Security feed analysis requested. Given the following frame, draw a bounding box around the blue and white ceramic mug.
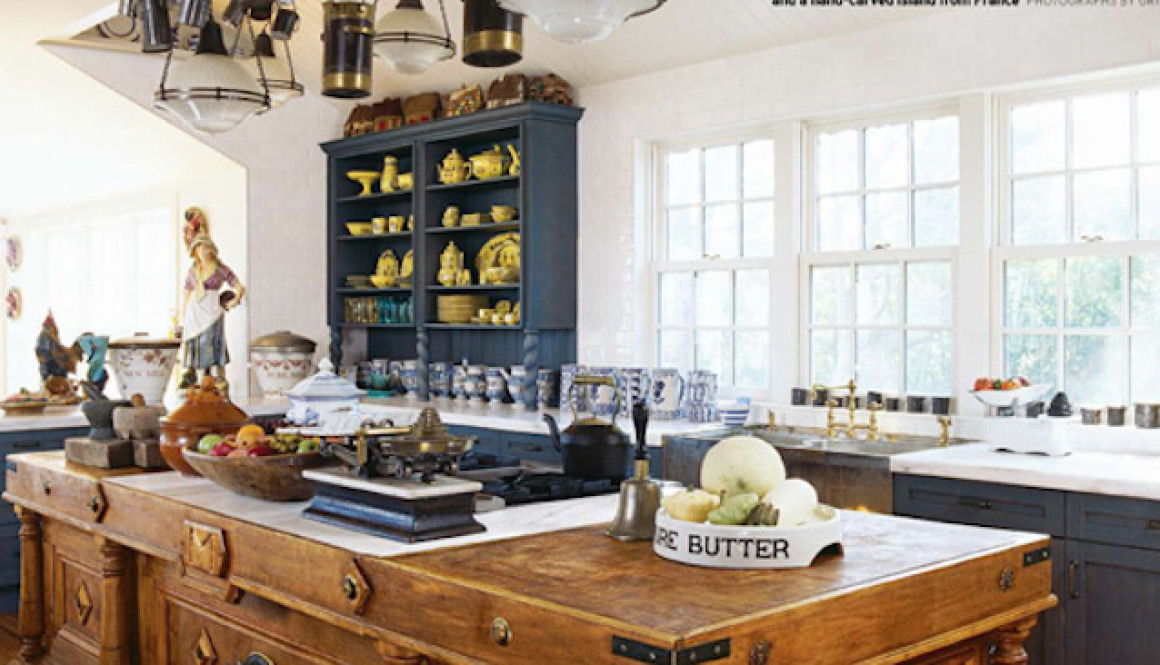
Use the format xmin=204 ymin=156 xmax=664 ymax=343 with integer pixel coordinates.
xmin=451 ymin=365 xmax=467 ymax=398
xmin=651 ymin=368 xmax=685 ymax=420
xmin=400 ymin=360 xmax=420 ymax=396
xmin=685 ymin=370 xmax=719 ymax=423
xmin=617 ymin=367 xmax=653 ymax=417
xmin=536 ymin=369 xmax=558 ymax=410
xmin=429 ymin=362 xmax=452 ymax=398
xmin=560 ymin=364 xmax=584 ymax=412
xmin=585 ymin=366 xmax=620 ymax=417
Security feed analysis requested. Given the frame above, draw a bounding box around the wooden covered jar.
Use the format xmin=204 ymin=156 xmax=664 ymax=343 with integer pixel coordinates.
xmin=159 ymin=377 xmax=250 ymax=475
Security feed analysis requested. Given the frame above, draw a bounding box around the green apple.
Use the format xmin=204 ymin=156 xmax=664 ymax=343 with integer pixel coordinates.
xmin=197 ymin=434 xmax=224 ymax=454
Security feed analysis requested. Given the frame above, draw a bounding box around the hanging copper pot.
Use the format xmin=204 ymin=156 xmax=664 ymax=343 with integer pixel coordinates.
xmin=322 ymin=0 xmax=376 ymax=98
xmin=462 ymin=0 xmax=522 ymax=68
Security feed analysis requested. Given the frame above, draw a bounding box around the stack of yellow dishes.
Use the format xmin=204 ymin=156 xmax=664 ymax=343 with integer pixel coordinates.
xmin=436 ymin=295 xmax=488 ymax=324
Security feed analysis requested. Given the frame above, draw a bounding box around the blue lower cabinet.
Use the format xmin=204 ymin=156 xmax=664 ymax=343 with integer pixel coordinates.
xmin=0 ymin=427 xmax=84 ymax=612
xmin=499 ymin=433 xmax=558 ymax=464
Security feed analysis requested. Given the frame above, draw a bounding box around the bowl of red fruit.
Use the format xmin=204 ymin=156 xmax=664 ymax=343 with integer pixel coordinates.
xmin=970 ymin=376 xmax=1052 ymax=411
xmin=181 ymin=424 xmax=327 ymax=501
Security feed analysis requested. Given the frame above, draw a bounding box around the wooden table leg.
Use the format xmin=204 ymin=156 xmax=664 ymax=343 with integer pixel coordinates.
xmin=991 ymin=616 xmax=1038 ymax=665
xmin=14 ymin=507 xmax=44 ymax=663
xmin=95 ymin=537 xmax=131 ymax=665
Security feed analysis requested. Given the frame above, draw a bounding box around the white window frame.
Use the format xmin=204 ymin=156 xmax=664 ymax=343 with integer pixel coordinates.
xmin=646 ymin=124 xmax=801 ymax=400
xmin=801 ymin=105 xmax=962 ymax=397
xmin=993 ymin=76 xmax=1160 ymax=403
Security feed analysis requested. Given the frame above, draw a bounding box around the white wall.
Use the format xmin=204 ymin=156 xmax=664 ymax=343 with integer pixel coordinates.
xmin=50 ymin=44 xmax=345 ymax=396
xmin=574 ymin=7 xmax=1160 ymax=375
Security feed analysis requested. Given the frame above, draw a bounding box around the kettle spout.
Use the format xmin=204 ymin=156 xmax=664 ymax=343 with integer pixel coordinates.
xmin=542 ymin=413 xmax=562 ymax=452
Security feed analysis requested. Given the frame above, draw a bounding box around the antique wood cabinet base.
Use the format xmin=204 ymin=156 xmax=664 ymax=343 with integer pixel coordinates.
xmin=5 ymin=453 xmax=1055 ymax=665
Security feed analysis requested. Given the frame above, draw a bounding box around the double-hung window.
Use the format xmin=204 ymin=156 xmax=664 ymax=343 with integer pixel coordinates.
xmin=653 ymin=138 xmax=775 ymax=393
xmin=804 ymin=111 xmax=960 ymax=396
xmin=997 ymin=83 xmax=1160 ymax=405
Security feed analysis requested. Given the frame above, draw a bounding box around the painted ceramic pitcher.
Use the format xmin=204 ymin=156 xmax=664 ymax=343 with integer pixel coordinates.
xmin=651 ymin=368 xmax=685 ymax=420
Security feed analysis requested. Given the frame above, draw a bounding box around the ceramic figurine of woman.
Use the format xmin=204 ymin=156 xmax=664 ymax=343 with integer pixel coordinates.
xmin=181 ymin=232 xmax=245 ymax=391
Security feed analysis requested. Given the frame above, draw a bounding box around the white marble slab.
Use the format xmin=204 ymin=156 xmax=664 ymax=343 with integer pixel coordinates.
xmin=359 ymin=396 xmax=722 ymax=446
xmin=0 ymin=398 xmax=290 ymax=434
xmin=104 ymin=471 xmax=619 ymax=558
xmin=892 ymin=442 xmax=1160 ymax=501
xmin=304 ymin=468 xmax=482 ymax=498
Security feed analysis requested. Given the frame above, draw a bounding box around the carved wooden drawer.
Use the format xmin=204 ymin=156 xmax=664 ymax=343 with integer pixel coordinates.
xmin=894 ymin=474 xmax=1066 ymax=537
xmin=1067 ymin=493 xmax=1160 ymax=550
xmin=5 ymin=458 xmax=109 ymax=525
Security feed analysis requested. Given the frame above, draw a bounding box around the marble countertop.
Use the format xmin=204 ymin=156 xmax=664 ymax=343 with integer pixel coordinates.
xmin=359 ymin=396 xmax=722 ymax=446
xmin=0 ymin=397 xmax=291 ymax=433
xmin=105 ymin=470 xmax=619 ymax=558
xmin=892 ymin=442 xmax=1160 ymax=502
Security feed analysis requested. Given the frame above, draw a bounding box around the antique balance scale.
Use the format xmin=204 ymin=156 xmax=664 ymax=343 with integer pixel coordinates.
xmin=303 ymin=408 xmax=486 ymax=543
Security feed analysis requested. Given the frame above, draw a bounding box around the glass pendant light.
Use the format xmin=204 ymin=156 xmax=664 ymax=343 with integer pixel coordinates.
xmin=497 ymin=0 xmax=665 ymax=44
xmin=244 ymin=31 xmax=303 ymax=107
xmin=373 ymin=0 xmax=455 ymax=75
xmin=154 ymin=17 xmax=271 ymax=135
xmin=462 ymin=0 xmax=522 ymax=68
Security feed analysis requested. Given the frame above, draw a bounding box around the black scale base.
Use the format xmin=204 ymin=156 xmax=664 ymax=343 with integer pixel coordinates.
xmin=304 ymin=482 xmax=485 ymax=543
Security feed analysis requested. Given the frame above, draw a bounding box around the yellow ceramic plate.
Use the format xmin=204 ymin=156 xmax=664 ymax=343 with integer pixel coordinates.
xmin=475 ymin=232 xmax=521 ymax=274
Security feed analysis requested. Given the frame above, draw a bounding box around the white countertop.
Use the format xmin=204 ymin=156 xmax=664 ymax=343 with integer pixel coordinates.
xmin=359 ymin=396 xmax=723 ymax=446
xmin=0 ymin=397 xmax=291 ymax=433
xmin=105 ymin=470 xmax=618 ymax=558
xmin=892 ymin=442 xmax=1160 ymax=502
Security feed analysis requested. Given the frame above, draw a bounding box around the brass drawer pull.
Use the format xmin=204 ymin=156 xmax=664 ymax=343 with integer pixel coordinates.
xmin=13 ymin=441 xmax=42 ymax=449
xmin=1147 ymin=519 xmax=1160 ymax=531
xmin=491 ymin=617 xmax=512 ymax=647
xmin=42 ymin=481 xmax=52 ymax=496
xmin=88 ymin=497 xmax=101 ymax=513
xmin=958 ymin=496 xmax=993 ymax=510
xmin=512 ymin=443 xmax=543 ymax=453
xmin=998 ymin=568 xmax=1014 ymax=592
xmin=342 ymin=575 xmax=359 ymax=600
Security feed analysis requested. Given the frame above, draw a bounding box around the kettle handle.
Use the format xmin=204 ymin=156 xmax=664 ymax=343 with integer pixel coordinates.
xmin=570 ymin=375 xmax=620 ymax=425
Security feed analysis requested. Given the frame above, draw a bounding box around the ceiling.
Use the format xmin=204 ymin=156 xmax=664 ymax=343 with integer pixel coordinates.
xmin=1 ymin=0 xmax=944 ymax=218
xmin=60 ymin=0 xmax=944 ymax=99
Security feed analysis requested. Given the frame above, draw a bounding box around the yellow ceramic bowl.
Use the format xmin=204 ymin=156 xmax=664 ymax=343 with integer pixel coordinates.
xmin=346 ymin=222 xmax=373 ymax=236
xmin=490 ymin=205 xmax=517 ymax=222
xmin=398 ymin=173 xmax=414 ymax=191
xmin=345 ymin=170 xmax=381 ymax=197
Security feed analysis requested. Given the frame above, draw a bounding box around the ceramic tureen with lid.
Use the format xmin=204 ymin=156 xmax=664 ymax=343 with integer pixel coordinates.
xmin=250 ymin=330 xmax=317 ymax=398
xmin=285 ymin=359 xmax=364 ymax=426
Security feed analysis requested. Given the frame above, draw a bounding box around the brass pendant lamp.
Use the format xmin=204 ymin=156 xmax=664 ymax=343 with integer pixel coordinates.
xmin=462 ymin=0 xmax=522 ymax=68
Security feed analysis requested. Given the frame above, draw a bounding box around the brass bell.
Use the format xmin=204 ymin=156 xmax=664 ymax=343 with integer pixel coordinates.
xmin=606 ymin=402 xmax=661 ymax=542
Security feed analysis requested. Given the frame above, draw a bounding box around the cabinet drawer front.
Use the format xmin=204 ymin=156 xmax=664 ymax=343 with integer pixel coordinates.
xmin=500 ymin=433 xmax=559 ymax=463
xmin=894 ymin=475 xmax=1065 ymax=536
xmin=0 ymin=527 xmax=19 ymax=586
xmin=1067 ymin=493 xmax=1160 ymax=549
xmin=5 ymin=457 xmax=109 ymax=524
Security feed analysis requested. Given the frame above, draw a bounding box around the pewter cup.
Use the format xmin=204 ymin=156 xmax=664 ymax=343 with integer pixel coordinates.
xmin=1135 ymin=403 xmax=1160 ymax=428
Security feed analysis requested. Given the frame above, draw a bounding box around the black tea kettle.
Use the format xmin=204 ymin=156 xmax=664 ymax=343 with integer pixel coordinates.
xmin=542 ymin=376 xmax=633 ymax=481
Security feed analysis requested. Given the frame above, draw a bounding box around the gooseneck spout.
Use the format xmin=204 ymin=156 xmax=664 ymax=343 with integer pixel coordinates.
xmin=542 ymin=413 xmax=562 ymax=452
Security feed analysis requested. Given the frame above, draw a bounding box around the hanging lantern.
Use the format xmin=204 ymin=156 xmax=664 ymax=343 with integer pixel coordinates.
xmin=154 ymin=17 xmax=271 ymax=134
xmin=497 ymin=0 xmax=665 ymax=44
xmin=322 ymin=0 xmax=377 ymax=98
xmin=462 ymin=0 xmax=522 ymax=68
xmin=244 ymin=31 xmax=303 ymax=107
xmin=373 ymin=0 xmax=455 ymax=75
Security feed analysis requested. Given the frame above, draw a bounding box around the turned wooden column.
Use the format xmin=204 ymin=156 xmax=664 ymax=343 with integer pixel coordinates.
xmin=95 ymin=536 xmax=132 ymax=665
xmin=991 ymin=616 xmax=1038 ymax=665
xmin=376 ymin=641 xmax=428 ymax=665
xmin=15 ymin=507 xmax=44 ymax=663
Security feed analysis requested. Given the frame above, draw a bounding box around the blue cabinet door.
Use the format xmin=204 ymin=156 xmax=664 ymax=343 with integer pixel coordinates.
xmin=1064 ymin=539 xmax=1160 ymax=665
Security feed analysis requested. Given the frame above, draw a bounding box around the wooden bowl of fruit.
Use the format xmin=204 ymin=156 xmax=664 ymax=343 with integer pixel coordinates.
xmin=181 ymin=425 xmax=327 ymax=501
xmin=2 ymin=390 xmax=49 ymax=416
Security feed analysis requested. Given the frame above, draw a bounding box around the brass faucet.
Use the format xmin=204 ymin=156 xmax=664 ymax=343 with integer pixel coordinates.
xmin=937 ymin=416 xmax=952 ymax=447
xmin=810 ymin=379 xmax=882 ymax=441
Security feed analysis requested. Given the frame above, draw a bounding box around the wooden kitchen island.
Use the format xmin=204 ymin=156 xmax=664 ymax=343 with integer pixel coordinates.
xmin=3 ymin=453 xmax=1055 ymax=665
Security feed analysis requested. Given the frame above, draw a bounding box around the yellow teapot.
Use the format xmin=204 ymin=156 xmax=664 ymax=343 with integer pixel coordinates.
xmin=437 ymin=242 xmax=465 ymax=286
xmin=438 ymin=149 xmax=471 ymax=184
xmin=469 ymin=145 xmax=511 ymax=180
xmin=507 ymin=145 xmax=521 ymax=176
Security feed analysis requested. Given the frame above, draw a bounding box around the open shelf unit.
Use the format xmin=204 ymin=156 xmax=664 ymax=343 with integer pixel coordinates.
xmin=321 ymin=102 xmax=583 ymax=403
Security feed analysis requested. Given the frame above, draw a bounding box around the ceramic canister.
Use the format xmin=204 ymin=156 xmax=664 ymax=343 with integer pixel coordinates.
xmin=451 ymin=365 xmax=468 ymax=398
xmin=400 ymin=360 xmax=420 ymax=396
xmin=584 ymin=367 xmax=620 ymax=417
xmin=486 ymin=367 xmax=508 ymax=403
xmin=465 ymin=365 xmax=487 ymax=400
xmin=651 ymin=368 xmax=685 ymax=420
xmin=108 ymin=335 xmax=181 ymax=405
xmin=616 ymin=367 xmax=652 ymax=417
xmin=560 ymin=363 xmax=584 ymax=412
xmin=536 ymin=369 xmax=558 ymax=410
xmin=685 ymin=370 xmax=719 ymax=423
xmin=506 ymin=365 xmax=529 ymax=408
xmin=249 ymin=330 xmax=317 ymax=398
xmin=429 ymin=362 xmax=452 ymax=397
